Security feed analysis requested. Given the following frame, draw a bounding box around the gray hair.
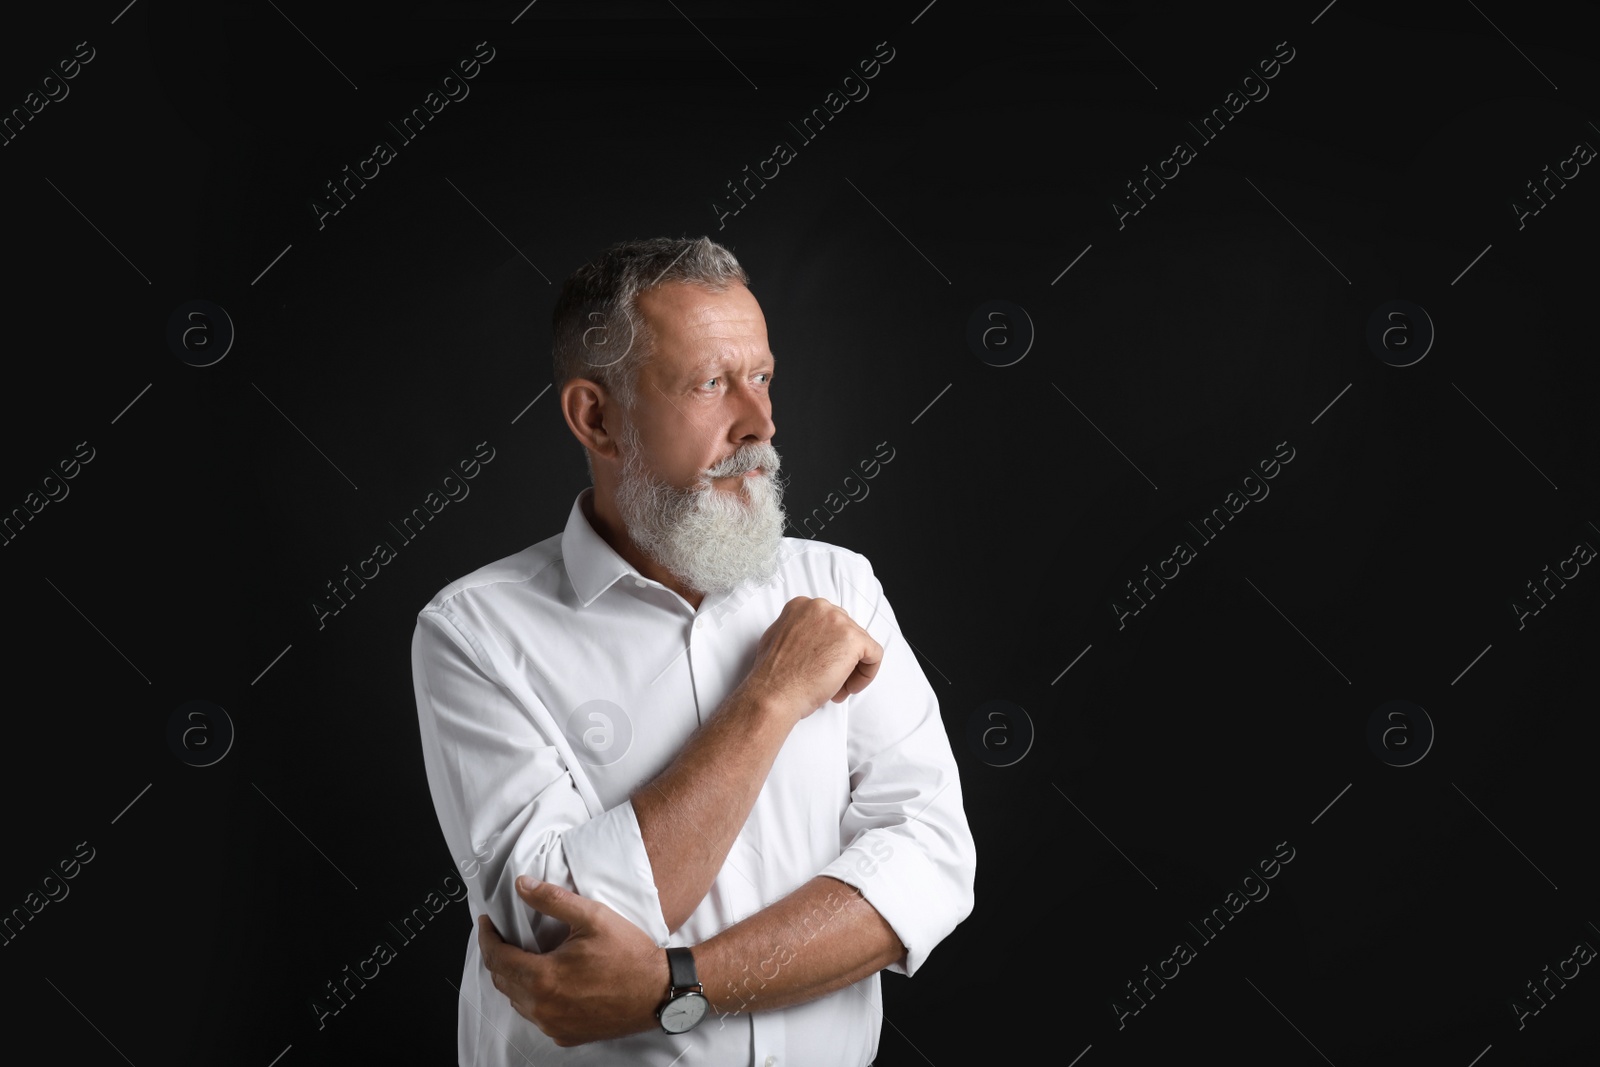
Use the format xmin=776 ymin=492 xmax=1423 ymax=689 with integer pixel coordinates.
xmin=552 ymin=236 xmax=750 ymax=420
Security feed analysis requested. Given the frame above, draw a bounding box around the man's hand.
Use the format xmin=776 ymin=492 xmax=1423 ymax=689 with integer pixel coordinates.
xmin=478 ymin=877 xmax=667 ymax=1047
xmin=743 ymin=595 xmax=884 ymax=724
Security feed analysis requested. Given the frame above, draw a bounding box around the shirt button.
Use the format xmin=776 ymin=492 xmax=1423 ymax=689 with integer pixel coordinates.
xmin=694 ymin=616 xmax=705 ymax=627
xmin=764 ymin=1058 xmax=775 ymax=1067
xmin=633 ymin=577 xmax=647 ymax=587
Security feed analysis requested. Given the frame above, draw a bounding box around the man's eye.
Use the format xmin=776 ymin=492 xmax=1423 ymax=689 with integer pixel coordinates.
xmin=701 ymin=373 xmax=771 ymax=390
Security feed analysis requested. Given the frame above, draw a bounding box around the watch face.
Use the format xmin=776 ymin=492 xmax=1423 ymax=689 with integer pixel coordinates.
xmin=660 ymin=991 xmax=709 ymax=1033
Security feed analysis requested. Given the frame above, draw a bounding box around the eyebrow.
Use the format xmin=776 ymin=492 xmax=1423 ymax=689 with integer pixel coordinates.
xmin=688 ymin=352 xmax=778 ymax=378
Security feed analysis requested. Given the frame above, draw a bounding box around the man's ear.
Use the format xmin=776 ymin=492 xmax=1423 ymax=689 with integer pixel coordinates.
xmin=562 ymin=379 xmax=621 ymax=462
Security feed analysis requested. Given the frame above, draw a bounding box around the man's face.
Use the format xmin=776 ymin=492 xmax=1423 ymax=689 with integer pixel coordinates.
xmin=609 ymin=281 xmax=787 ymax=596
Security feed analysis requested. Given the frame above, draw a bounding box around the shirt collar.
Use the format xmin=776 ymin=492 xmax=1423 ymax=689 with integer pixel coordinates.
xmin=561 ymin=486 xmax=641 ymax=608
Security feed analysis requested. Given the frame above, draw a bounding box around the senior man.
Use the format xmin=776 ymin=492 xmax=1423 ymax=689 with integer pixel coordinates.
xmin=411 ymin=236 xmax=975 ymax=1065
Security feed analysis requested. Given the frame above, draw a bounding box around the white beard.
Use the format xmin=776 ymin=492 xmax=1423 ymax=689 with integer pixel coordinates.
xmin=612 ymin=414 xmax=787 ymax=596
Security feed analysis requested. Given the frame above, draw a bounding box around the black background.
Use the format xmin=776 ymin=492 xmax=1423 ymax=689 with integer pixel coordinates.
xmin=2 ymin=1 xmax=1597 ymax=1064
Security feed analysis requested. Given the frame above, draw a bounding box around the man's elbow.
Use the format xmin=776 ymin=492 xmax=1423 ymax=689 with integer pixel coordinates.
xmin=945 ymin=833 xmax=978 ymax=934
xmin=955 ymin=872 xmax=976 ymax=928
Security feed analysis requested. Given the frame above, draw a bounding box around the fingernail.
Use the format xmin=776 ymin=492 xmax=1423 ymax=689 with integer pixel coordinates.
xmin=517 ymin=875 xmax=533 ymax=892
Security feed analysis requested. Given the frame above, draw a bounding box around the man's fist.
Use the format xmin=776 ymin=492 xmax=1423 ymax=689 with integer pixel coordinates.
xmin=741 ymin=595 xmax=883 ymax=725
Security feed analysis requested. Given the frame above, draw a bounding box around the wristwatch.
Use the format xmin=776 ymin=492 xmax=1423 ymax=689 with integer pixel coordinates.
xmin=656 ymin=946 xmax=710 ymax=1034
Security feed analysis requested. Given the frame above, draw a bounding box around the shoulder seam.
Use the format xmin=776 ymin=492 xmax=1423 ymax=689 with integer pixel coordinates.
xmin=430 ymin=551 xmax=566 ymax=612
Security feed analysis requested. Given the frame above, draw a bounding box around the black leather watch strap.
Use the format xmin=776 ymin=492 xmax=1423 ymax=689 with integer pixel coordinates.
xmin=666 ymin=946 xmax=699 ymax=991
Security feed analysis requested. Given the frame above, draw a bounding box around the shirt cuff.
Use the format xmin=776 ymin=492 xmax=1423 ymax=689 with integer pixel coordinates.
xmin=817 ymin=815 xmax=976 ymax=977
xmin=560 ymin=797 xmax=672 ymax=946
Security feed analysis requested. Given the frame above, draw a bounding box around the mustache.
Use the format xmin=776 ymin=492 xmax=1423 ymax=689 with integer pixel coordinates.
xmin=705 ymin=444 xmax=781 ymax=479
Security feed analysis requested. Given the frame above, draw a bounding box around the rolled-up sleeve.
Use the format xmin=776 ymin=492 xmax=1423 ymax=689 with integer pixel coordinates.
xmin=816 ymin=555 xmax=977 ymax=977
xmin=411 ymin=606 xmax=671 ymax=953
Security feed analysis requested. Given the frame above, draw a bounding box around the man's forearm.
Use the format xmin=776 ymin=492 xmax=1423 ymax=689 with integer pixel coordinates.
xmin=694 ymin=875 xmax=905 ymax=1019
xmin=630 ymin=679 xmax=793 ymax=932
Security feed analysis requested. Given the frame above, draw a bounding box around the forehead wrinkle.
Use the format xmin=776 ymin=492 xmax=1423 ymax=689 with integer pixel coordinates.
xmin=686 ymin=348 xmax=777 ymax=377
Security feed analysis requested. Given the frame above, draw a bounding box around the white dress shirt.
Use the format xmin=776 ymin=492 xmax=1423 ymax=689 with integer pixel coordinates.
xmin=411 ymin=486 xmax=976 ymax=1066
